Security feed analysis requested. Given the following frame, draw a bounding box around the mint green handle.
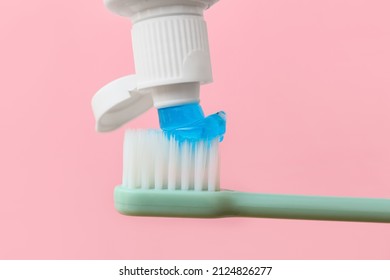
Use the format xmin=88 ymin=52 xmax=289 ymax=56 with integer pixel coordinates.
xmin=226 ymin=192 xmax=390 ymax=223
xmin=114 ymin=186 xmax=390 ymax=223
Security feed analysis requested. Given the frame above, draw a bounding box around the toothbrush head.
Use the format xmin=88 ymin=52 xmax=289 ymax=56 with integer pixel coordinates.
xmin=114 ymin=187 xmax=228 ymax=217
xmin=116 ymin=128 xmax=225 ymax=217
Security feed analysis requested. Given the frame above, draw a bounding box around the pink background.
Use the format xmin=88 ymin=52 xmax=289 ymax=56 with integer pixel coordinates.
xmin=1 ymin=0 xmax=390 ymax=259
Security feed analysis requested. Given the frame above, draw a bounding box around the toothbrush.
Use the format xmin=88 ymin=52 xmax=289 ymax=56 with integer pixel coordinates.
xmin=115 ymin=130 xmax=390 ymax=223
xmin=92 ymin=0 xmax=390 ymax=223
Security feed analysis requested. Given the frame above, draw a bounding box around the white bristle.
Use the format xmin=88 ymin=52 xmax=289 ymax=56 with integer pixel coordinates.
xmin=194 ymin=141 xmax=206 ymax=191
xmin=167 ymin=137 xmax=179 ymax=190
xmin=122 ymin=129 xmax=220 ymax=191
xmin=180 ymin=141 xmax=191 ymax=190
xmin=207 ymin=139 xmax=220 ymax=191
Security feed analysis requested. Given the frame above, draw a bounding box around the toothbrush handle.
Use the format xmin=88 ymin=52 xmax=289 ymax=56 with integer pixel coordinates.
xmin=226 ymin=192 xmax=390 ymax=223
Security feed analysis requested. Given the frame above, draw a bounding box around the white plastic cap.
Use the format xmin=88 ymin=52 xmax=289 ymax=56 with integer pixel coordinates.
xmin=92 ymin=75 xmax=153 ymax=132
xmin=92 ymin=0 xmax=219 ymax=132
xmin=104 ymin=0 xmax=219 ymax=18
xmin=92 ymin=78 xmax=200 ymax=132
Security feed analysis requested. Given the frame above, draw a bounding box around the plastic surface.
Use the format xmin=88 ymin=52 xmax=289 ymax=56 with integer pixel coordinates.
xmin=104 ymin=0 xmax=219 ymax=18
xmin=104 ymin=0 xmax=215 ymax=90
xmin=91 ymin=75 xmax=153 ymax=132
xmin=131 ymin=13 xmax=213 ymax=89
xmin=92 ymin=0 xmax=219 ymax=132
xmin=151 ymin=83 xmax=200 ymax=108
xmin=114 ymin=187 xmax=390 ymax=223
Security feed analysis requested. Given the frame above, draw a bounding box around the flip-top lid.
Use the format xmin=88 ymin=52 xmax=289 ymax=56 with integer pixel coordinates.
xmin=91 ymin=75 xmax=153 ymax=132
